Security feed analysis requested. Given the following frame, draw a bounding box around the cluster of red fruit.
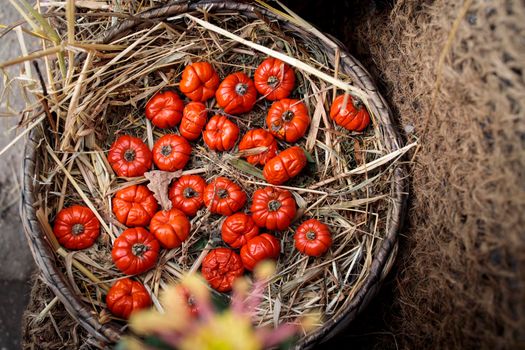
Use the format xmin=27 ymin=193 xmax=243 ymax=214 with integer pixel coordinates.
xmin=51 ymin=57 xmax=369 ymax=320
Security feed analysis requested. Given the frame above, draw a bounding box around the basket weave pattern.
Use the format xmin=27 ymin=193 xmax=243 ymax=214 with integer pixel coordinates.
xmin=21 ymin=1 xmax=407 ymax=347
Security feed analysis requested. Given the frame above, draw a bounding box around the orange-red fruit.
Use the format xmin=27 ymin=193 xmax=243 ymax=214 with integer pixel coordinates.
xmin=145 ymin=91 xmax=184 ymax=129
xmin=111 ymin=227 xmax=160 ymax=275
xmin=108 ymin=135 xmax=152 ymax=178
xmin=266 ymin=98 xmax=310 ymax=143
xmin=106 ymin=278 xmax=152 ymax=319
xmin=294 ymin=219 xmax=332 ymax=257
xmin=329 ymin=94 xmax=370 ymax=132
xmin=201 ymin=248 xmax=244 ymax=292
xmin=221 ymin=213 xmax=260 ymax=249
xmin=179 ymin=62 xmax=220 ymax=102
xmin=112 ymin=185 xmax=158 ymax=227
xmin=152 ymin=134 xmax=192 ymax=172
xmin=169 ymin=174 xmax=207 ymax=217
xmin=215 ymin=72 xmax=257 ymax=115
xmin=149 ymin=209 xmax=191 ymax=249
xmin=238 ymin=129 xmax=278 ymax=166
xmin=250 ymin=187 xmax=297 ymax=231
xmin=240 ymin=233 xmax=281 ymax=271
xmin=53 ymin=205 xmax=100 ymax=250
xmin=263 ymin=146 xmax=307 ymax=185
xmin=203 ymin=177 xmax=247 ymax=216
xmin=254 ymin=57 xmax=295 ymax=101
xmin=180 ymin=102 xmax=208 ymax=141
xmin=203 ymin=115 xmax=240 ymax=152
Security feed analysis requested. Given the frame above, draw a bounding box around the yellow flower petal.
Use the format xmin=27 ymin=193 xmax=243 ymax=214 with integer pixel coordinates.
xmin=129 ymin=309 xmax=185 ymax=334
xmin=181 ymin=274 xmax=210 ymax=303
xmin=300 ymin=311 xmax=322 ymax=332
xmin=232 ymin=276 xmax=250 ymax=295
xmin=161 ymin=285 xmax=191 ymax=314
xmin=253 ymin=261 xmax=276 ymax=281
xmin=118 ymin=336 xmax=146 ymax=350
xmin=179 ymin=312 xmax=262 ymax=350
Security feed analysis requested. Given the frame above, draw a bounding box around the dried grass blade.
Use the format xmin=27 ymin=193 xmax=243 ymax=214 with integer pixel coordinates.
xmin=6 ymin=0 xmax=40 ymax=35
xmin=65 ymin=0 xmax=76 ymax=85
xmin=320 ymin=195 xmax=387 ymax=210
xmin=254 ymin=0 xmax=298 ymax=24
xmin=310 ymin=142 xmax=416 ymax=189
xmin=0 ymin=45 xmax=64 ymax=69
xmin=16 ymin=0 xmax=66 ymax=77
xmin=61 ymin=52 xmax=94 ymax=149
xmin=35 ymin=208 xmax=60 ymax=251
xmin=72 ymin=251 xmax=107 ymax=271
xmin=16 ymin=0 xmax=60 ymax=42
xmin=14 ymin=26 xmax=32 ymax=79
xmin=305 ymin=82 xmax=327 ymax=151
xmin=34 ymin=296 xmax=59 ymax=324
xmin=234 ymin=146 xmax=268 ymax=158
xmin=57 ymin=150 xmax=77 ymax=212
xmin=344 ymin=142 xmax=416 ymax=175
xmin=90 ymin=22 xmax=164 ymax=80
xmin=0 ymin=115 xmax=45 ymax=157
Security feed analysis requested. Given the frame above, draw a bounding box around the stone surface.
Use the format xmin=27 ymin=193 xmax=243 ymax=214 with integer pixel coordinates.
xmin=0 ymin=5 xmax=37 ymax=349
xmin=0 ymin=280 xmax=31 ymax=350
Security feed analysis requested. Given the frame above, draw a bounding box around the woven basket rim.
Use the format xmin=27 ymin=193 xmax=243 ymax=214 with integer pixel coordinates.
xmin=21 ymin=1 xmax=408 ymax=348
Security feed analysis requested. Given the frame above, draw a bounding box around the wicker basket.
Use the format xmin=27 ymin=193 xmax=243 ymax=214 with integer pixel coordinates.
xmin=21 ymin=1 xmax=407 ymax=348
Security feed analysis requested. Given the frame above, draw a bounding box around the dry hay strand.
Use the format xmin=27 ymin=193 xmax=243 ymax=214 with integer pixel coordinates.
xmin=8 ymin=0 xmax=406 ymax=346
xmin=22 ymin=275 xmax=103 ymax=350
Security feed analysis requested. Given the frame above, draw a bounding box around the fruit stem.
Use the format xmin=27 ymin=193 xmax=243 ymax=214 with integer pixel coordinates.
xmin=235 ymin=83 xmax=248 ymax=96
xmin=72 ymin=224 xmax=84 ymax=235
xmin=184 ymin=187 xmax=197 ymax=198
xmin=217 ymin=189 xmax=229 ymax=199
xmin=306 ymin=231 xmax=316 ymax=241
xmin=132 ymin=244 xmax=149 ymax=257
xmin=161 ymin=145 xmax=172 ymax=157
xmin=268 ymin=200 xmax=281 ymax=211
xmin=281 ymin=110 xmax=294 ymax=122
xmin=267 ymin=75 xmax=279 ymax=88
xmin=124 ymin=149 xmax=136 ymax=162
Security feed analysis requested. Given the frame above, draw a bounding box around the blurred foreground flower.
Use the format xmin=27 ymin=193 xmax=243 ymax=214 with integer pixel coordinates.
xmin=119 ymin=261 xmax=319 ymax=350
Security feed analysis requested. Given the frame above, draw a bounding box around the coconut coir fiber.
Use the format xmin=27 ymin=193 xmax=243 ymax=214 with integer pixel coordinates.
xmin=22 ymin=0 xmax=524 ymax=349
xmin=357 ymin=1 xmax=524 ymax=348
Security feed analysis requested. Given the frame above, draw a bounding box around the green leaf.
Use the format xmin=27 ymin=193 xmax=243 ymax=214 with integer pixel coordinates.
xmin=189 ymin=237 xmax=208 ymax=253
xmin=211 ymin=291 xmax=231 ymax=312
xmin=143 ymin=336 xmax=174 ymax=350
xmin=114 ymin=336 xmax=173 ymax=350
xmin=229 ymin=158 xmax=265 ymax=180
xmin=278 ymin=335 xmax=299 ymax=350
xmin=302 ymin=148 xmax=315 ymax=163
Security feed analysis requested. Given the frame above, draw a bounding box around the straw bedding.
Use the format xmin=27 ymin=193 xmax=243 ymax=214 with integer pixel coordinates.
xmin=10 ymin=0 xmax=406 ymax=347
